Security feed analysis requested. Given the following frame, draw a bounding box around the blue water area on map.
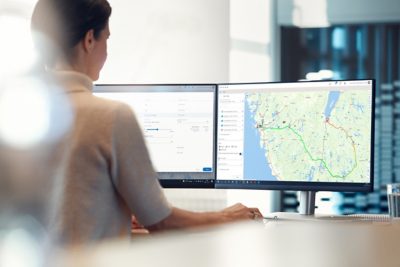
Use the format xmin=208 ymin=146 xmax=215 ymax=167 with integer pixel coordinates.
xmin=351 ymin=98 xmax=365 ymax=113
xmin=306 ymin=166 xmax=315 ymax=181
xmin=243 ymin=98 xmax=276 ymax=181
xmin=324 ymin=91 xmax=341 ymax=118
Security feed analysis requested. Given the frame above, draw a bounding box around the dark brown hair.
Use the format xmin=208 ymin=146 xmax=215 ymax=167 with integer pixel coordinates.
xmin=31 ymin=0 xmax=112 ymax=67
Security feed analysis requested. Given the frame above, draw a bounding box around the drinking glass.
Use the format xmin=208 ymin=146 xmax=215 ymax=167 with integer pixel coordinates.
xmin=387 ymin=183 xmax=400 ymax=218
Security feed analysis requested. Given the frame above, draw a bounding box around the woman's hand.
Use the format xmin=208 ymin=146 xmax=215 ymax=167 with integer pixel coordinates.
xmin=222 ymin=203 xmax=263 ymax=221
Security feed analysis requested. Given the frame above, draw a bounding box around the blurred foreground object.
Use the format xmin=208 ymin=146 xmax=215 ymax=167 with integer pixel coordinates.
xmin=0 ymin=73 xmax=73 ymax=265
xmin=0 ymin=2 xmax=74 ymax=266
xmin=0 ymin=216 xmax=46 ymax=267
xmin=53 ymin=220 xmax=400 ymax=267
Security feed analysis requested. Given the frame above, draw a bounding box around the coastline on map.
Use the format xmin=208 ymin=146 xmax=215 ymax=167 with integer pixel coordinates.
xmin=243 ymin=96 xmax=277 ymax=181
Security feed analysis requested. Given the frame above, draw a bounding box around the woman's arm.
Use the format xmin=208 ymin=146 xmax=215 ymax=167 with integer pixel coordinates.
xmin=146 ymin=203 xmax=263 ymax=231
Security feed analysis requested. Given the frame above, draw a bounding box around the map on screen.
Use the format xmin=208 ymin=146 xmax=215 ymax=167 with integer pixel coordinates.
xmin=217 ymin=81 xmax=373 ymax=184
xmin=244 ymin=90 xmax=371 ymax=182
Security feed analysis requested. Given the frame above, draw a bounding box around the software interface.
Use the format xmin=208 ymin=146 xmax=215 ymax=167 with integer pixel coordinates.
xmin=216 ymin=80 xmax=374 ymax=187
xmin=94 ymin=85 xmax=215 ymax=181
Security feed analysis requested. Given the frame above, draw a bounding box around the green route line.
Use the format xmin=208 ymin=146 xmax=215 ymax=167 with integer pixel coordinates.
xmin=261 ymin=125 xmax=358 ymax=179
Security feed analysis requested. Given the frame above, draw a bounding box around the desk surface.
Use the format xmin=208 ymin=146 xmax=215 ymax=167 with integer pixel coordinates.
xmin=54 ymin=218 xmax=400 ymax=267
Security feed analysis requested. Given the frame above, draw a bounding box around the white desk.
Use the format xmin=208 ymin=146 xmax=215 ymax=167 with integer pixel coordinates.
xmin=54 ymin=218 xmax=400 ymax=267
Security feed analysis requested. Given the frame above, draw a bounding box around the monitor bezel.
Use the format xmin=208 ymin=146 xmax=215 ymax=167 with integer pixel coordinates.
xmin=215 ymin=79 xmax=375 ymax=193
xmin=94 ymin=83 xmax=218 ymax=189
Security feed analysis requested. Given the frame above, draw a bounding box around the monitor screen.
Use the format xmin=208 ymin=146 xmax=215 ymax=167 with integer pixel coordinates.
xmin=93 ymin=84 xmax=216 ymax=188
xmin=216 ymin=80 xmax=375 ymax=192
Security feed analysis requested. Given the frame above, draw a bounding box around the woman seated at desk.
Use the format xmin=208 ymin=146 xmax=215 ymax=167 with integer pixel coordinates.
xmin=30 ymin=0 xmax=262 ymax=245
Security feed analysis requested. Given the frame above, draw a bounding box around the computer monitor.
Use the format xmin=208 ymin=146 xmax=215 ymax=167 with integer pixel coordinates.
xmin=216 ymin=80 xmax=375 ymax=214
xmin=93 ymin=84 xmax=217 ymax=188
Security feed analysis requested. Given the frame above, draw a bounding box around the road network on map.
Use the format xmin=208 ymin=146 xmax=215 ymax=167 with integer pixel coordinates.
xmin=245 ymin=89 xmax=371 ymax=183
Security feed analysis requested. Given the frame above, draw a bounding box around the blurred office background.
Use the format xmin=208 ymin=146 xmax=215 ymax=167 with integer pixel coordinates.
xmin=278 ymin=0 xmax=400 ymax=215
xmin=0 ymin=0 xmax=399 ymax=216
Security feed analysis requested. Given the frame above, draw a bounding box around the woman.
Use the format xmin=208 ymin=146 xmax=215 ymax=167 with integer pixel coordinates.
xmin=31 ymin=0 xmax=262 ymax=245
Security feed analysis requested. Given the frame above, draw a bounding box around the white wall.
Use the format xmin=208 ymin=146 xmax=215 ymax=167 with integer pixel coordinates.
xmin=100 ymin=0 xmax=230 ymax=84
xmin=229 ymin=0 xmax=275 ymax=83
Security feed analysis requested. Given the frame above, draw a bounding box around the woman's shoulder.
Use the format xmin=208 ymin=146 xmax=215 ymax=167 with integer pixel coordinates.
xmin=90 ymin=95 xmax=136 ymax=119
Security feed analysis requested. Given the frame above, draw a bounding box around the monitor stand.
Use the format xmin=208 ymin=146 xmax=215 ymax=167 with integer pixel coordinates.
xmin=267 ymin=191 xmax=361 ymax=222
xmin=266 ymin=191 xmax=319 ymax=221
xmin=298 ymin=191 xmax=316 ymax=215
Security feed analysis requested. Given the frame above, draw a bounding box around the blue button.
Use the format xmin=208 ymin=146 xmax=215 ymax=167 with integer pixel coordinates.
xmin=202 ymin=167 xmax=212 ymax=172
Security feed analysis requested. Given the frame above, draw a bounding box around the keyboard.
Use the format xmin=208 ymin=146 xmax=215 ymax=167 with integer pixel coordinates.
xmin=345 ymin=214 xmax=391 ymax=222
xmin=263 ymin=212 xmax=391 ymax=223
